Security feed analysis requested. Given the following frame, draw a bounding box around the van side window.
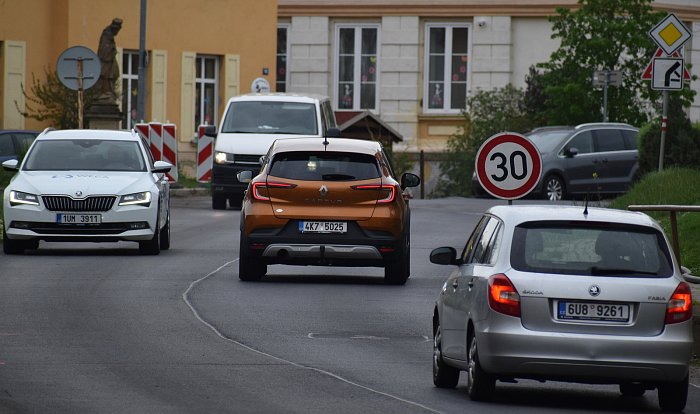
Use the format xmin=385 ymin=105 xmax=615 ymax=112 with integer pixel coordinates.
xmin=595 ymin=129 xmax=626 ymax=152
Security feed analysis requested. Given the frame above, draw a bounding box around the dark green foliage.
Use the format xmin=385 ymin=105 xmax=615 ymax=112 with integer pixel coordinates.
xmin=637 ymin=95 xmax=700 ymax=176
xmin=535 ymin=0 xmax=695 ymax=126
xmin=431 ymin=85 xmax=536 ymax=197
xmin=16 ymin=68 xmax=97 ymax=129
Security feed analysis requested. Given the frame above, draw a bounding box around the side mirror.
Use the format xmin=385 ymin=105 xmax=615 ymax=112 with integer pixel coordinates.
xmin=564 ymin=147 xmax=579 ymax=158
xmin=325 ymin=127 xmax=341 ymax=138
xmin=680 ymin=266 xmax=700 ymax=284
xmin=401 ymin=172 xmax=420 ymax=189
xmin=203 ymin=125 xmax=217 ymax=138
xmin=430 ymin=247 xmax=458 ymax=266
xmin=237 ymin=170 xmax=253 ymax=183
xmin=2 ymin=159 xmax=19 ymax=171
xmin=152 ymin=160 xmax=173 ymax=174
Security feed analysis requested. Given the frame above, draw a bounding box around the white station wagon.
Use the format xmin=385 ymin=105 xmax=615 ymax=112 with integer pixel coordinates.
xmin=430 ymin=205 xmax=694 ymax=412
xmin=2 ymin=129 xmax=172 ymax=255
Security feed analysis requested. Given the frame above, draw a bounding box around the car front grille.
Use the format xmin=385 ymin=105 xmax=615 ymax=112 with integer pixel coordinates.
xmin=42 ymin=196 xmax=117 ymax=212
xmin=234 ymin=154 xmax=261 ymax=165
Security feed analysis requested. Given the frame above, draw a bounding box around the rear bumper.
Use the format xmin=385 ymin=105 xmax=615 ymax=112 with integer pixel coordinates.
xmin=472 ymin=315 xmax=693 ymax=384
xmin=244 ymin=220 xmax=401 ymax=266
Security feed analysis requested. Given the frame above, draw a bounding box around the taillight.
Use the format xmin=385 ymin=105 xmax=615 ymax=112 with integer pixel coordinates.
xmin=488 ymin=274 xmax=521 ymax=317
xmin=665 ymin=282 xmax=692 ymax=324
xmin=251 ymin=182 xmax=296 ymax=201
xmin=352 ymin=184 xmax=395 ymax=203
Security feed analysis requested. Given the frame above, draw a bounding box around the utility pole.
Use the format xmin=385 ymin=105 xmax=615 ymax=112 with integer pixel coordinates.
xmin=137 ymin=0 xmax=147 ymax=123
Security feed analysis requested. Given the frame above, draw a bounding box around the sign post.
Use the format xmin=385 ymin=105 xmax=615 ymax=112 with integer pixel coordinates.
xmin=56 ymin=46 xmax=101 ymax=129
xmin=475 ymin=132 xmax=542 ymax=201
xmin=646 ymin=13 xmax=692 ymax=171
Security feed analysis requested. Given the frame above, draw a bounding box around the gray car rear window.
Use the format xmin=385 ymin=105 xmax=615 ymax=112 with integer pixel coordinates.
xmin=269 ymin=151 xmax=380 ymax=181
xmin=510 ymin=221 xmax=673 ymax=277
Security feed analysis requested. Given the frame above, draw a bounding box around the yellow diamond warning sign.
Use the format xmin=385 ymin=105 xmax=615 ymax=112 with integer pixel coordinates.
xmin=649 ymin=13 xmax=691 ymax=55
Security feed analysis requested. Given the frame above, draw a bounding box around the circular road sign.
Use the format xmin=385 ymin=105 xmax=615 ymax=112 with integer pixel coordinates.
xmin=475 ymin=132 xmax=542 ymax=200
xmin=56 ymin=45 xmax=101 ymax=91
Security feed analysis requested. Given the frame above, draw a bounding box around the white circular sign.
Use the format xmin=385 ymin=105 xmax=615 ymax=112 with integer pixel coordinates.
xmin=251 ymin=77 xmax=271 ymax=93
xmin=475 ymin=132 xmax=542 ymax=200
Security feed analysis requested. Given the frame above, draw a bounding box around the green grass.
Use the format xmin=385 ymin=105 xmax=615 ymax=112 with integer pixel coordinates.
xmin=608 ymin=168 xmax=700 ymax=275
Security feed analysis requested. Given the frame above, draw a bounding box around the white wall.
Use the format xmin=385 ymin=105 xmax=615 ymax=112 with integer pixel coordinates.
xmin=511 ymin=17 xmax=560 ymax=88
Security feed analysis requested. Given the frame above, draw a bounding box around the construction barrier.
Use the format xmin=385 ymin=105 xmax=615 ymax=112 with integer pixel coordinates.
xmin=148 ymin=122 xmax=163 ymax=162
xmin=134 ymin=123 xmax=150 ymax=143
xmin=162 ymin=123 xmax=178 ymax=182
xmin=197 ymin=124 xmax=213 ymax=183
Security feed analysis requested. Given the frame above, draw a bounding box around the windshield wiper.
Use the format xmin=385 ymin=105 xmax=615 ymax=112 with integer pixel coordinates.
xmin=590 ymin=266 xmax=658 ymax=276
xmin=322 ymin=174 xmax=355 ymax=181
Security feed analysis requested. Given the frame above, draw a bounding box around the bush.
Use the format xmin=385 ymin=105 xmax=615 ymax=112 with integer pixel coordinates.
xmin=637 ymin=96 xmax=700 ymax=177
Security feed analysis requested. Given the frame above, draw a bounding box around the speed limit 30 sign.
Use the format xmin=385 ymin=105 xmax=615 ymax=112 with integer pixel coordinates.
xmin=475 ymin=132 xmax=542 ymax=200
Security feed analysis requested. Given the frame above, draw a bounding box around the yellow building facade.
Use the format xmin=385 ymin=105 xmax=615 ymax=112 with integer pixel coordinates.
xmin=0 ymin=0 xmax=277 ymax=166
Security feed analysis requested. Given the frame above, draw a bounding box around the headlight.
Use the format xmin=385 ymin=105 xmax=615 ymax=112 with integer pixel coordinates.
xmin=215 ymin=151 xmax=234 ymax=164
xmin=9 ymin=191 xmax=40 ymax=206
xmin=119 ymin=192 xmax=152 ymax=206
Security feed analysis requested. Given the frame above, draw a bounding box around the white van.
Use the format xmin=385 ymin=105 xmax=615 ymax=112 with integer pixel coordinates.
xmin=204 ymin=93 xmax=339 ymax=209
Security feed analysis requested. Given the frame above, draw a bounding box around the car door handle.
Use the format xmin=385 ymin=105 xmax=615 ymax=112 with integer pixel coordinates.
xmin=452 ymin=280 xmax=459 ymax=290
xmin=468 ymin=279 xmax=474 ymax=288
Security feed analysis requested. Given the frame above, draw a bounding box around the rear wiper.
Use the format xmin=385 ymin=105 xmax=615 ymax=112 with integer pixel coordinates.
xmin=590 ymin=267 xmax=658 ymax=276
xmin=322 ymin=174 xmax=355 ymax=181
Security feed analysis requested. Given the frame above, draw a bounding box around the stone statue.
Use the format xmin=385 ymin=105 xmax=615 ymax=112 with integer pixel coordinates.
xmin=94 ymin=18 xmax=122 ymax=104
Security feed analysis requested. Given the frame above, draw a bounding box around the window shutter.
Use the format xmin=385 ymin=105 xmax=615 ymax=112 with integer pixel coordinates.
xmin=224 ymin=54 xmax=240 ymax=102
xmin=151 ymin=49 xmax=167 ymax=123
xmin=180 ymin=52 xmax=196 ymax=139
xmin=2 ymin=41 xmax=26 ymax=129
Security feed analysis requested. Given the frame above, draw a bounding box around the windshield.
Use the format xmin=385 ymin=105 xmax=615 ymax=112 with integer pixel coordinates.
xmin=510 ymin=221 xmax=673 ymax=277
xmin=221 ymin=101 xmax=318 ymax=135
xmin=527 ymin=130 xmax=572 ymax=154
xmin=269 ymin=151 xmax=380 ymax=181
xmin=24 ymin=139 xmax=146 ymax=172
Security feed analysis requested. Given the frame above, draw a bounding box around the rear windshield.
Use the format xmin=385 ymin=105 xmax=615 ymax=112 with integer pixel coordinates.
xmin=221 ymin=101 xmax=318 ymax=135
xmin=269 ymin=151 xmax=380 ymax=181
xmin=510 ymin=221 xmax=673 ymax=277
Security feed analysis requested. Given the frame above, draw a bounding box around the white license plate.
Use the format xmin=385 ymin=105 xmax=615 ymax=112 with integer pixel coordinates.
xmin=556 ymin=301 xmax=630 ymax=322
xmin=298 ymin=221 xmax=347 ymax=234
xmin=56 ymin=213 xmax=102 ymax=225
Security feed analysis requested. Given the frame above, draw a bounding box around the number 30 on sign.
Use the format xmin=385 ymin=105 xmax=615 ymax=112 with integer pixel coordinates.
xmin=474 ymin=132 xmax=542 ymax=200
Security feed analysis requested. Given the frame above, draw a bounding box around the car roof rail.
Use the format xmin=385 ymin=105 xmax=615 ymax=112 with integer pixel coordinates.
xmin=40 ymin=127 xmax=55 ymax=136
xmin=575 ymin=122 xmax=635 ymax=129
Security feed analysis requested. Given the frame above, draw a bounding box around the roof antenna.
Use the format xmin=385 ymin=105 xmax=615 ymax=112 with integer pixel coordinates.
xmin=323 ymin=134 xmax=329 ymax=149
xmin=583 ymin=194 xmax=589 ymax=216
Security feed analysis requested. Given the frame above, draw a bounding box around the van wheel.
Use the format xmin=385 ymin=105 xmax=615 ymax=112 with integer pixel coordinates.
xmin=543 ymin=175 xmax=565 ymax=201
xmin=212 ymin=195 xmax=227 ymax=210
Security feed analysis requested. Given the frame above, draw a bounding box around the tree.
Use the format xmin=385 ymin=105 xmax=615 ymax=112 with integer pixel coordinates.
xmin=431 ymin=85 xmax=535 ymax=197
xmin=534 ymin=0 xmax=695 ymax=126
xmin=16 ymin=68 xmax=97 ymax=129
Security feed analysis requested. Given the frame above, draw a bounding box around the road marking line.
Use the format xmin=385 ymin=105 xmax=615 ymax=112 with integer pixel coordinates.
xmin=183 ymin=259 xmax=445 ymax=414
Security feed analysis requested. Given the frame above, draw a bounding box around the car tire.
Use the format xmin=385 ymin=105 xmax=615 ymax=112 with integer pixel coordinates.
xmin=619 ymin=383 xmax=645 ymax=397
xmin=657 ymin=374 xmax=688 ymax=412
xmin=228 ymin=196 xmax=243 ymax=210
xmin=466 ymin=333 xmax=495 ymax=401
xmin=384 ymin=228 xmax=410 ymax=285
xmin=159 ymin=213 xmax=171 ymax=250
xmin=3 ymin=227 xmax=26 ymax=255
xmin=238 ymin=231 xmax=266 ymax=281
xmin=433 ymin=323 xmax=460 ymax=388
xmin=543 ymin=174 xmax=565 ymax=201
xmin=212 ymin=195 xmax=227 ymax=210
xmin=139 ymin=214 xmax=161 ymax=255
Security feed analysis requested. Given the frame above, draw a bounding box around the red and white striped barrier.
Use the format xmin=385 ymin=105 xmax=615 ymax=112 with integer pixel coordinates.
xmin=148 ymin=122 xmax=163 ymax=162
xmin=162 ymin=123 xmax=178 ymax=182
xmin=197 ymin=124 xmax=213 ymax=183
xmin=135 ymin=123 xmax=150 ymax=143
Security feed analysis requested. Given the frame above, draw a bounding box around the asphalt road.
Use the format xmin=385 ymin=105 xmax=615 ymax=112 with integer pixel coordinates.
xmin=0 ymin=196 xmax=697 ymax=413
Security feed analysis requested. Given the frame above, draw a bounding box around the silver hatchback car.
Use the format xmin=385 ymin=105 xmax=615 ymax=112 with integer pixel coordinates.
xmin=430 ymin=205 xmax=693 ymax=412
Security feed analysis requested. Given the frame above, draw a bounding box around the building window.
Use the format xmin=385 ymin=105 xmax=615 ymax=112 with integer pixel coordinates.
xmin=277 ymin=25 xmax=289 ymax=92
xmin=195 ymin=55 xmax=219 ymax=128
xmin=122 ymin=50 xmax=140 ymax=128
xmin=335 ymin=24 xmax=378 ymax=111
xmin=424 ymin=23 xmax=470 ymax=113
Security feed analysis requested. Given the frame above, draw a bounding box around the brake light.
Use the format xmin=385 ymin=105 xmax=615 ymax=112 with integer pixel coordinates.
xmin=352 ymin=184 xmax=395 ymax=203
xmin=665 ymin=282 xmax=692 ymax=324
xmin=488 ymin=274 xmax=521 ymax=317
xmin=251 ymin=182 xmax=296 ymax=201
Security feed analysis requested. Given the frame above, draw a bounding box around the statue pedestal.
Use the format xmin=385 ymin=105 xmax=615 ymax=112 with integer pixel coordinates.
xmin=85 ymin=102 xmax=123 ymax=130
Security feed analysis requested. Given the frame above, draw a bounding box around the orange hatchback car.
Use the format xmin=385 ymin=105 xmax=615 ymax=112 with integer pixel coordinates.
xmin=237 ymin=137 xmax=420 ymax=284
